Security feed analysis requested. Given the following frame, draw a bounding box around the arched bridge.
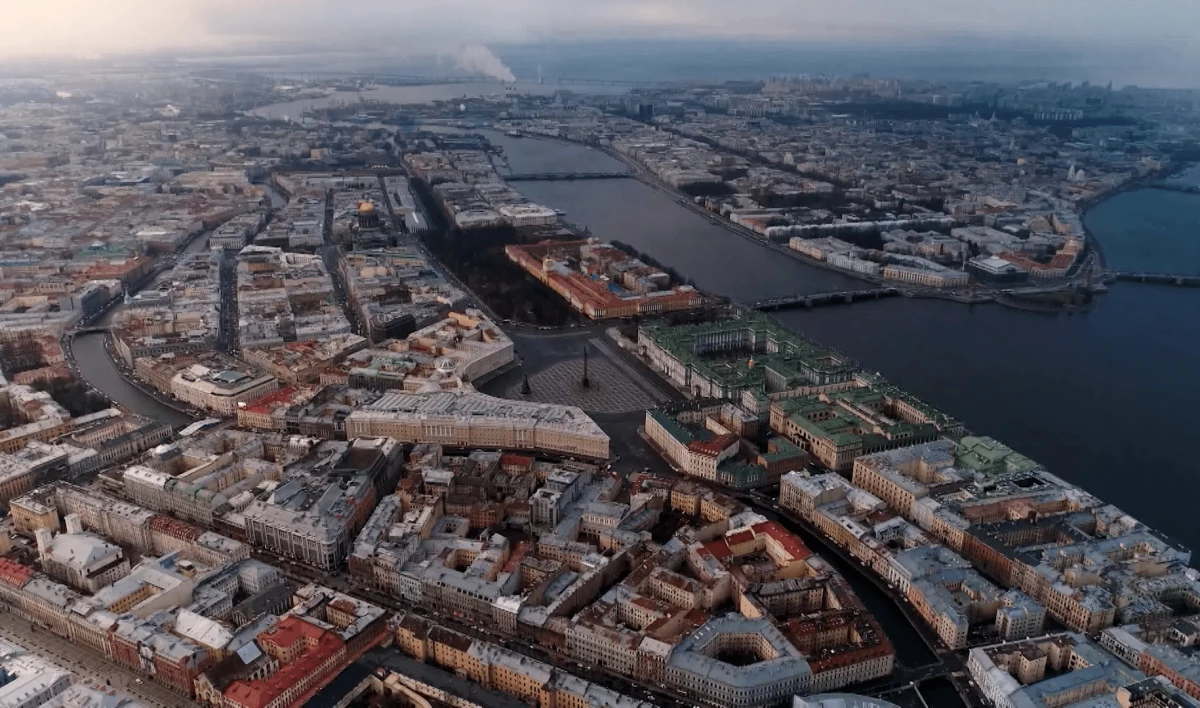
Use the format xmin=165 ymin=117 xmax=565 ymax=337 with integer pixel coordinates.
xmin=747 ymin=287 xmax=903 ymax=311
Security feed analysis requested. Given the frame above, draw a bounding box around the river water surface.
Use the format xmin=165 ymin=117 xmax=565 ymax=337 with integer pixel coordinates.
xmin=489 ymin=132 xmax=1200 ymax=554
xmin=62 ymin=104 xmax=1200 ymax=708
xmin=85 ymin=113 xmax=1200 ymax=556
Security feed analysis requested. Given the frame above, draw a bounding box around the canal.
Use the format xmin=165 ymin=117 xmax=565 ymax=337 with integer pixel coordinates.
xmin=69 ymin=184 xmax=295 ymax=423
xmin=70 ymin=333 xmax=193 ymax=426
xmin=751 ymin=502 xmax=939 ymax=668
xmin=67 ymin=222 xmax=238 ymax=426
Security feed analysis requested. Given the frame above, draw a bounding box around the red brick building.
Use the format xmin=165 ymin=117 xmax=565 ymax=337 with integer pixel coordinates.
xmin=506 ymin=240 xmax=704 ymax=319
xmin=223 ymin=617 xmax=349 ymax=708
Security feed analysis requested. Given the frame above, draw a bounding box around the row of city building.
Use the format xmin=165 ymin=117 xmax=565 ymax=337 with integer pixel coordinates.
xmin=339 ymin=246 xmax=466 ymax=342
xmin=391 ymin=613 xmax=656 ymax=708
xmin=783 ymin=225 xmax=1085 ymax=289
xmin=0 ymin=478 xmax=390 ymax=708
xmin=768 ymin=427 xmax=1200 ymax=704
xmin=403 ymin=146 xmax=559 ymax=230
xmin=627 ymin=307 xmax=1200 ymax=707
xmin=235 ymin=245 xmax=355 ymax=350
xmin=0 ymin=99 xmax=279 ymax=344
xmin=0 ymin=378 xmax=170 ymax=500
xmin=506 ymin=239 xmax=705 ymax=320
xmin=967 ymin=633 xmax=1200 ymax=708
xmin=0 ymin=409 xmax=894 ymax=708
xmin=113 ymin=250 xmax=224 ymax=365
xmin=347 ymin=443 xmax=895 ymax=708
xmin=0 ymin=636 xmax=147 ymax=708
xmin=129 ymin=347 xmax=607 ymax=462
xmin=491 ymin=89 xmax=1171 ymax=291
xmin=638 ymin=313 xmax=961 ymax=473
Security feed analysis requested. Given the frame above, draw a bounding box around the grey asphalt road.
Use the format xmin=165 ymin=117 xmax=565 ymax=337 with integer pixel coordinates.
xmin=0 ymin=608 xmax=201 ymax=708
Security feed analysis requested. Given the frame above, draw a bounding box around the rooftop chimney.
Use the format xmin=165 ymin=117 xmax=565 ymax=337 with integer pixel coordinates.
xmin=34 ymin=528 xmax=53 ymax=558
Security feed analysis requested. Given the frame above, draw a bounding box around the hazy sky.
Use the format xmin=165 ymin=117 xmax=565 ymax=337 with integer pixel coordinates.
xmin=3 ymin=0 xmax=1196 ymax=61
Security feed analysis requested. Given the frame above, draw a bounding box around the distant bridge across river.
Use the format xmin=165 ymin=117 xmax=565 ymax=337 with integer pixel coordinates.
xmin=746 ymin=288 xmax=903 ymax=311
xmin=1109 ymin=272 xmax=1200 ymax=287
xmin=504 ymin=171 xmax=631 ymax=182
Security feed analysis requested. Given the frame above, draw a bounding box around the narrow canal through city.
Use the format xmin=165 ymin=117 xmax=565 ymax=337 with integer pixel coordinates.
xmin=70 ymin=332 xmax=193 ymax=426
xmin=66 ymin=200 xmax=265 ymax=426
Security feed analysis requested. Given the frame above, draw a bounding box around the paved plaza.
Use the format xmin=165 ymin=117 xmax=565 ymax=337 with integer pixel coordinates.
xmin=507 ymin=354 xmax=660 ymax=413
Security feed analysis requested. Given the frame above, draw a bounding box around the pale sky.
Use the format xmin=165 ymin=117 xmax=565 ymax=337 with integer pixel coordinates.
xmin=1 ymin=0 xmax=1196 ymax=60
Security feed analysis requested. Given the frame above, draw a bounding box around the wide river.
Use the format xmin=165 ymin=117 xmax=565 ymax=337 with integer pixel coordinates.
xmin=65 ymin=106 xmax=1200 ymax=706
xmin=77 ymin=110 xmax=1200 ymax=558
xmin=494 ymin=133 xmax=1200 ymax=555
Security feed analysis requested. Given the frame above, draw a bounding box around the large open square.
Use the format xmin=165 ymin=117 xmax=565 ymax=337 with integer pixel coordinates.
xmin=505 ymin=346 xmax=662 ymax=413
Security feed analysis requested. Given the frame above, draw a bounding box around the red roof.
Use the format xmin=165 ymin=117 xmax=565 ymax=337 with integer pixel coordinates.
xmin=502 ymin=541 xmax=532 ymax=574
xmin=997 ymin=251 xmax=1076 ymax=273
xmin=259 ymin=615 xmax=327 ymax=652
xmin=284 ymin=340 xmax=323 ymax=353
xmin=149 ymin=515 xmax=201 ymax=541
xmin=13 ymin=365 xmax=71 ymax=385
xmin=500 ymin=453 xmax=534 ymax=470
xmin=81 ymin=257 xmax=149 ymax=279
xmin=752 ymin=521 xmax=812 ymax=561
xmin=507 ymin=240 xmax=702 ymax=316
xmin=1049 ymin=252 xmax=1076 ymax=268
xmin=328 ymin=598 xmax=357 ymax=615
xmin=241 ymin=387 xmax=297 ymax=414
xmin=684 ymin=609 xmax=709 ymax=627
xmin=687 ymin=434 xmax=740 ymax=458
xmin=724 ymin=529 xmax=756 ymax=548
xmin=0 ymin=558 xmax=32 ymax=589
xmin=226 ymin=618 xmax=347 ymax=708
xmin=700 ymin=542 xmax=732 ymax=561
xmin=701 ymin=521 xmax=812 ymax=564
xmin=631 ymin=595 xmax=665 ymax=612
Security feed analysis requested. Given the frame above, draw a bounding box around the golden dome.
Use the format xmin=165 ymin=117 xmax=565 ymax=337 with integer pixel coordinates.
xmin=359 ymin=202 xmax=375 ymax=213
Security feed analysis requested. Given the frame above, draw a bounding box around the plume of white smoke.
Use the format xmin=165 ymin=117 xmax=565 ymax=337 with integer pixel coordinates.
xmin=456 ymin=44 xmax=516 ymax=82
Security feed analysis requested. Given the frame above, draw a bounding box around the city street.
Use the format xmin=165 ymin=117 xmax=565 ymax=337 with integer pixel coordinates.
xmin=0 ymin=608 xmax=201 ymax=708
xmin=4 ymin=41 xmax=1199 ymax=708
xmin=248 ymin=547 xmax=695 ymax=708
xmin=218 ymin=250 xmax=238 ymax=353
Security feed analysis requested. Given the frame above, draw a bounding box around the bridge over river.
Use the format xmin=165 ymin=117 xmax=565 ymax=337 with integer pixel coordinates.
xmin=1109 ymin=271 xmax=1200 ymax=286
xmin=747 ymin=287 xmax=903 ymax=311
xmin=505 ymin=171 xmax=631 ymax=182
